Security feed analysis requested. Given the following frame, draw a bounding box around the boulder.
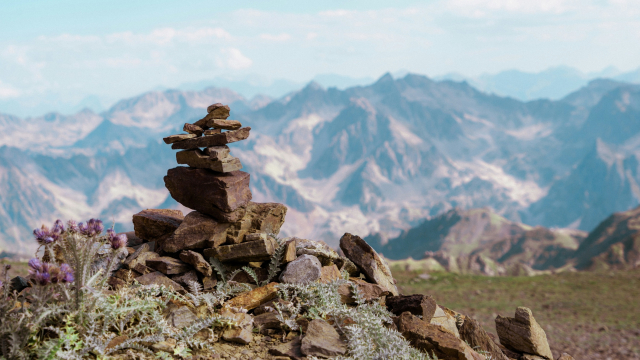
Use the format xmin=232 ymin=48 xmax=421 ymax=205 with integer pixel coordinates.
xmin=495 ymin=307 xmax=553 ymax=360
xmin=183 ymin=123 xmax=203 ymax=136
xmin=206 ymin=103 xmax=231 ymax=117
xmin=171 ymin=270 xmax=199 ymax=288
xmin=268 ymin=337 xmax=303 ymax=359
xmin=171 ymin=127 xmax=251 ymax=150
xmin=206 ymin=236 xmax=277 ymax=262
xmin=135 ymin=271 xmax=185 ymax=293
xmin=146 ymin=257 xmax=191 ymax=275
xmin=176 ymin=149 xmax=242 ymax=173
xmin=279 ymin=254 xmax=323 ymax=284
xmin=460 ymin=317 xmax=511 ymax=360
xmin=386 ymin=294 xmax=438 ymax=323
xmin=132 ymin=209 xmax=184 ymax=242
xmin=164 ymin=167 xmax=252 ymax=218
xmin=301 ymin=319 xmax=347 ymax=358
xmin=225 ymin=282 xmax=278 ymax=310
xmin=339 ymin=233 xmax=399 ymax=296
xmin=161 ymin=211 xmax=230 ymax=253
xmin=431 ymin=306 xmax=461 ymax=338
xmin=319 ymin=264 xmax=341 ymax=283
xmin=163 ymin=134 xmax=196 ymax=144
xmin=179 ymin=250 xmax=212 ymax=277
xmin=395 ymin=312 xmax=484 ymax=360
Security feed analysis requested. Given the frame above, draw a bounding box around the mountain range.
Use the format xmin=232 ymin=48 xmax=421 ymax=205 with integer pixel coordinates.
xmin=1 ymin=72 xmax=640 ymax=257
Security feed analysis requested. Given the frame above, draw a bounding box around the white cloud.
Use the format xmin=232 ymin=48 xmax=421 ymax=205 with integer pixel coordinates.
xmin=259 ymin=33 xmax=292 ymax=42
xmin=0 ymin=80 xmax=21 ymax=98
xmin=218 ymin=48 xmax=253 ymax=70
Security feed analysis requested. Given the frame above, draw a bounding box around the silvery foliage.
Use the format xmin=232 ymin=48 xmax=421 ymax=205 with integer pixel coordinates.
xmin=275 ymin=280 xmax=432 ymax=360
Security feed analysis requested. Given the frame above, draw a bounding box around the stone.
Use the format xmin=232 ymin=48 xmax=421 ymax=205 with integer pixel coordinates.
xmin=338 ymin=279 xmax=390 ymax=304
xmin=226 ymin=282 xmax=278 ymax=311
xmin=122 ymin=243 xmax=159 ymax=269
xmin=105 ymin=335 xmax=128 ymax=351
xmin=319 ymin=264 xmax=341 ymax=283
xmin=171 ymin=270 xmax=199 ymax=288
xmin=183 ymin=123 xmax=203 ymax=136
xmin=133 ymin=209 xmax=184 ymax=242
xmin=230 ymin=267 xmax=269 ymax=285
xmin=557 ymin=353 xmax=575 ymax=360
xmin=295 ymin=238 xmax=340 ymax=266
xmin=334 ymin=256 xmax=359 ymax=276
xmin=245 ymin=202 xmax=288 ymax=236
xmin=163 ymin=133 xmax=196 ymax=144
xmin=460 ymin=317 xmax=511 ymax=360
xmin=386 ymin=294 xmax=438 ymax=323
xmin=151 ymin=338 xmax=177 ymax=353
xmin=495 ymin=307 xmax=553 ymax=360
xmin=120 ymin=231 xmax=143 ymax=246
xmin=206 ymin=236 xmax=277 ymax=262
xmin=132 ymin=263 xmax=154 ymax=275
xmin=114 ymin=268 xmax=140 ymax=282
xmin=268 ymin=337 xmax=303 ymax=360
xmin=203 ymin=145 xmax=230 ymax=160
xmin=253 ymin=312 xmax=281 ymax=332
xmin=279 ymin=254 xmax=322 ymax=284
xmin=245 ymin=232 xmax=267 ymax=242
xmin=209 ymin=119 xmax=242 ymax=130
xmin=107 ymin=276 xmax=126 ymax=290
xmin=522 ymin=355 xmax=547 ymax=360
xmin=301 ymin=319 xmax=347 ymax=358
xmin=176 ymin=149 xmax=242 ymax=173
xmin=207 ymin=103 xmax=231 ymax=117
xmin=202 ymin=276 xmax=217 ymax=291
xmin=203 ymin=129 xmax=221 ymax=135
xmin=431 ymin=306 xmax=461 ymax=338
xmin=162 ymin=211 xmax=230 ymax=253
xmin=283 ymin=239 xmax=297 ymax=263
xmin=179 ymin=250 xmax=212 ymax=276
xmin=164 ymin=167 xmax=252 ymax=215
xmin=395 ymin=312 xmax=484 ymax=360
xmin=171 ymin=127 xmax=251 ymax=150
xmin=339 ymin=233 xmax=399 ymax=296
xmin=9 ymin=276 xmax=29 ymax=293
xmin=146 ymin=257 xmax=191 ymax=275
xmin=135 ymin=271 xmax=185 ymax=293
xmin=221 ymin=310 xmax=254 ymax=344
xmin=166 ymin=305 xmax=197 ymax=329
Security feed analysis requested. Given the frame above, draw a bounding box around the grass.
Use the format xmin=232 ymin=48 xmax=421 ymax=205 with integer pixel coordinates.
xmin=393 ymin=268 xmax=640 ymax=359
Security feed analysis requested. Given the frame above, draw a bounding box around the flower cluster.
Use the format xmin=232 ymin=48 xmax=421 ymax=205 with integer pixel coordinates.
xmin=78 ymin=218 xmax=104 ymax=237
xmin=28 ymin=258 xmax=74 ymax=285
xmin=33 ymin=219 xmax=65 ymax=245
xmin=107 ymin=229 xmax=127 ymax=250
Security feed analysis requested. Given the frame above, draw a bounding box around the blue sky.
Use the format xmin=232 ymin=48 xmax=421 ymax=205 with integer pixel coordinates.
xmin=1 ymin=0 xmax=639 ymax=116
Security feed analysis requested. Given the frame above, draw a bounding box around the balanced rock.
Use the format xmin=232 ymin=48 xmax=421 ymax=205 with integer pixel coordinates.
xmin=171 ymin=127 xmax=251 ymax=150
xmin=339 ymin=233 xmax=399 ymax=296
xmin=387 ymin=294 xmax=438 ymax=322
xmin=208 ymin=118 xmax=242 ymax=130
xmin=204 ymin=145 xmax=230 ymax=160
xmin=146 ymin=256 xmax=191 ymax=275
xmin=183 ymin=123 xmax=203 ymax=136
xmin=301 ymin=319 xmax=347 ymax=358
xmin=206 ymin=236 xmax=277 ymax=262
xmin=176 ymin=149 xmax=242 ymax=173
xmin=203 ymin=129 xmax=221 ymax=135
xmin=161 ymin=211 xmax=230 ymax=253
xmin=135 ymin=271 xmax=185 ymax=293
xmin=279 ymin=254 xmax=322 ymax=284
xmin=179 ymin=250 xmax=212 ymax=277
xmin=133 ymin=209 xmax=184 ymax=242
xmin=164 ymin=167 xmax=252 ymax=220
xmin=495 ymin=307 xmax=553 ymax=360
xmin=460 ymin=317 xmax=510 ymax=360
xmin=163 ymin=134 xmax=196 ymax=144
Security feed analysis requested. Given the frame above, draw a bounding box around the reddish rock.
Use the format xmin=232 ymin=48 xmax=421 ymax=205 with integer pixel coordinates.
xmin=204 ymin=129 xmax=221 ymax=135
xmin=209 ymin=118 xmax=242 ymax=130
xmin=176 ymin=149 xmax=242 ymax=173
xmin=183 ymin=123 xmax=203 ymax=136
xmin=338 ymin=279 xmax=390 ymax=304
xmin=269 ymin=336 xmax=303 ymax=359
xmin=283 ymin=238 xmax=297 ymax=263
xmin=202 ymin=276 xmax=217 ymax=291
xmin=107 ymin=276 xmax=126 ymax=290
xmin=207 ymin=103 xmax=231 ymax=117
xmin=386 ymin=294 xmax=438 ymax=323
xmin=136 ymin=271 xmax=185 ymax=293
xmin=163 ymin=134 xmax=196 ymax=144
xmin=301 ymin=319 xmax=347 ymax=357
xmin=164 ymin=167 xmax=252 ymax=218
xmin=105 ymin=335 xmax=129 ymax=351
xmin=206 ymin=236 xmax=277 ymax=262
xmin=146 ymin=256 xmax=191 ymax=275
xmin=319 ymin=264 xmax=341 ymax=284
xmin=132 ymin=263 xmax=154 ymax=275
xmin=171 ymin=270 xmax=199 ymax=288
xmin=495 ymin=307 xmax=553 ymax=360
xmin=123 ymin=243 xmax=159 ymax=269
xmin=133 ymin=209 xmax=184 ymax=242
xmin=114 ymin=268 xmax=141 ymax=282
xmin=204 ymin=145 xmax=230 ymax=160
xmin=339 ymin=233 xmax=399 ymax=296
xmin=226 ymin=282 xmax=278 ymax=310
xmin=179 ymin=250 xmax=212 ymax=277
xmin=245 ymin=202 xmax=288 ymax=235
xmin=460 ymin=317 xmax=511 ymax=360
xmin=161 ymin=211 xmax=230 ymax=253
xmin=171 ymin=127 xmax=251 ymax=150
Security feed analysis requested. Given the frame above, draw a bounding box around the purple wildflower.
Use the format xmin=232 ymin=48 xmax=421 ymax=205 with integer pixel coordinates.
xmin=66 ymin=220 xmax=80 ymax=233
xmin=28 ymin=258 xmax=42 ymax=272
xmin=79 ymin=218 xmax=104 ymax=237
xmin=107 ymin=229 xmax=127 ymax=250
xmin=59 ymin=263 xmax=74 ymax=283
xmin=28 ymin=259 xmax=74 ymax=285
xmin=33 ymin=219 xmax=65 ymax=245
xmin=34 ymin=271 xmax=50 ymax=286
xmin=52 ymin=219 xmax=65 ymax=234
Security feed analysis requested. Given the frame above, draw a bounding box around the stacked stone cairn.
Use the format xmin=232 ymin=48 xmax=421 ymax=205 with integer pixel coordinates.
xmin=102 ymin=103 xmax=570 ymax=359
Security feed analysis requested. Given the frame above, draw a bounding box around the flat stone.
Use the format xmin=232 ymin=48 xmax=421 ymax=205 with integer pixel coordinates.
xmin=295 ymin=238 xmax=340 ymax=266
xmin=431 ymin=306 xmax=460 ymax=338
xmin=253 ymin=312 xmax=281 ymax=332
xmin=339 ymin=233 xmax=399 ymax=296
xmin=171 ymin=127 xmax=251 ymax=150
xmin=207 ymin=236 xmax=277 ymax=262
xmin=203 ymin=145 xmax=230 ymax=160
xmin=176 ymin=149 xmax=243 ymax=173
xmin=203 ymin=128 xmax=221 ymax=135
xmin=386 ymin=294 xmax=438 ymax=322
xmin=245 ymin=233 xmax=267 ymax=242
xmin=319 ymin=264 xmax=341 ymax=284
xmin=460 ymin=317 xmax=511 ymax=360
xmin=146 ymin=256 xmax=191 ymax=275
xmin=495 ymin=307 xmax=553 ymax=360
xmin=202 ymin=276 xmax=217 ymax=291
xmin=208 ymin=119 xmax=242 ymax=130
xmin=133 ymin=209 xmax=184 ymax=242
xmin=221 ymin=310 xmax=254 ymax=344
xmin=179 ymin=250 xmax=212 ymax=277
xmin=161 ymin=211 xmax=230 ymax=253
xmin=226 ymin=282 xmax=278 ymax=311
xmin=283 ymin=239 xmax=297 ymax=263
xmin=171 ymin=270 xmax=199 ymax=288
xmin=244 ymin=202 xmax=288 ymax=235
xmin=135 ymin=271 xmax=185 ymax=293
xmin=268 ymin=337 xmax=303 ymax=359
xmin=132 ymin=263 xmax=154 ymax=275
xmin=163 ymin=133 xmax=196 ymax=144
xmin=279 ymin=254 xmax=322 ymax=284
xmin=164 ymin=167 xmax=252 ymax=215
xmin=122 ymin=243 xmax=159 ymax=269
xmin=119 ymin=231 xmax=143 ymax=246
xmin=166 ymin=305 xmax=197 ymax=329
xmin=338 ymin=279 xmax=390 ymax=304
xmin=395 ymin=312 xmax=484 ymax=360
xmin=184 ymin=123 xmax=203 ymax=136
xmin=207 ymin=103 xmax=231 ymax=117
xmin=301 ymin=319 xmax=347 ymax=358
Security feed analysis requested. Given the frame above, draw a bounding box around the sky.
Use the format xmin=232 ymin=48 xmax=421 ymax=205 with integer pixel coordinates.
xmin=1 ymin=0 xmax=639 ymax=117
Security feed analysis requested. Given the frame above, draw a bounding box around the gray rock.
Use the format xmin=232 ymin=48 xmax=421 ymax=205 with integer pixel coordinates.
xmin=135 ymin=271 xmax=185 ymax=293
xmin=301 ymin=319 xmax=347 ymax=357
xmin=269 ymin=337 xmax=303 ymax=359
xmin=495 ymin=307 xmax=553 ymax=360
xmin=166 ymin=306 xmax=197 ymax=329
xmin=204 ymin=145 xmax=230 ymax=160
xmin=122 ymin=244 xmax=159 ymax=269
xmin=163 ymin=134 xmax=196 ymax=144
xmin=279 ymin=254 xmax=322 ymax=284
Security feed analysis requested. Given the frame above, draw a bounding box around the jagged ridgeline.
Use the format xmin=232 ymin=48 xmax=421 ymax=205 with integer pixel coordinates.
xmin=0 ymin=103 xmax=575 ymax=360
